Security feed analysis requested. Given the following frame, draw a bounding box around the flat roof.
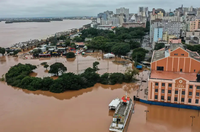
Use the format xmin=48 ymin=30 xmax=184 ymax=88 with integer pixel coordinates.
xmin=152 ymin=48 xmax=165 ymax=62
xmin=152 ymin=44 xmax=200 ymax=62
xmin=109 ymin=98 xmax=120 ymax=107
xmin=150 ymin=70 xmax=197 ymax=81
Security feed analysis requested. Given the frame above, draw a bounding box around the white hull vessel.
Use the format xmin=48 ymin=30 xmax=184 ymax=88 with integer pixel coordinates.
xmin=109 ymin=95 xmax=133 ymax=132
xmin=109 ymin=98 xmax=120 ymax=110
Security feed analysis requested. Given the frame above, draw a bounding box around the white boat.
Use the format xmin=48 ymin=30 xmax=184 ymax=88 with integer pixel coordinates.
xmin=109 ymin=95 xmax=133 ymax=132
xmin=109 ymin=98 xmax=120 ymax=110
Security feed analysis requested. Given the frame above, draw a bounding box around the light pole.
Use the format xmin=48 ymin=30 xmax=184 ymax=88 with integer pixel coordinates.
xmin=178 ymin=89 xmax=181 ymax=111
xmin=77 ymin=53 xmax=79 ymax=74
xmin=137 ymin=87 xmax=139 ymax=97
xmin=144 ymin=110 xmax=149 ymax=120
xmin=163 ymin=99 xmax=166 ymax=106
xmin=190 ymin=116 xmax=195 ymax=126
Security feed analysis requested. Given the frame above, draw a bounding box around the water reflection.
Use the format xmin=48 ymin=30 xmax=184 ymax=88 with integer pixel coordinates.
xmin=66 ymin=57 xmax=76 ymax=62
xmin=12 ymin=83 xmax=137 ymax=100
xmin=146 ymin=103 xmax=200 ymax=131
xmin=1 ymin=52 xmax=200 ymax=132
xmin=29 ymin=72 xmax=37 ymax=77
xmin=108 ymin=110 xmax=115 ymax=117
xmin=1 ymin=80 xmax=200 ymax=132
xmin=129 ymin=102 xmax=200 ymax=132
xmin=13 ymin=56 xmax=19 ymax=62
xmin=0 ymin=56 xmax=6 ymax=64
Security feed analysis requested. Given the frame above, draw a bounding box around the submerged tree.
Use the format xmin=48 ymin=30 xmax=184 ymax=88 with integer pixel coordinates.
xmin=66 ymin=52 xmax=75 ymax=58
xmin=124 ymin=67 xmax=139 ymax=82
xmin=93 ymin=61 xmax=100 ymax=71
xmin=48 ymin=62 xmax=67 ymax=76
xmin=44 ymin=64 xmax=49 ymax=70
xmin=41 ymin=62 xmax=47 ymax=66
xmin=0 ymin=47 xmax=5 ymax=56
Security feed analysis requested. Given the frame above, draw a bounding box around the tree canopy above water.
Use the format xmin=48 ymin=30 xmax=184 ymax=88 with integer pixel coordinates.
xmin=5 ymin=62 xmax=139 ymax=93
xmin=48 ymin=62 xmax=67 ymax=76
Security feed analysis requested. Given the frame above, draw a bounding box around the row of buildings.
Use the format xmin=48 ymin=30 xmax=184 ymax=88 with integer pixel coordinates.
xmin=148 ymin=42 xmax=200 ymax=107
xmin=150 ymin=6 xmax=200 ymax=48
xmin=148 ymin=6 xmax=200 ymax=107
xmin=92 ymin=7 xmax=148 ymax=30
xmin=90 ymin=6 xmax=200 ymax=107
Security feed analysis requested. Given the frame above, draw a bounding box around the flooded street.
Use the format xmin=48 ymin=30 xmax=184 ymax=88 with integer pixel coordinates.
xmin=0 ymin=20 xmax=91 ymax=47
xmin=0 ymin=54 xmax=200 ymax=132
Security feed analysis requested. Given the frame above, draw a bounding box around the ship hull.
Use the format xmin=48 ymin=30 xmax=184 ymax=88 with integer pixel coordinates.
xmin=109 ymin=101 xmax=133 ymax=132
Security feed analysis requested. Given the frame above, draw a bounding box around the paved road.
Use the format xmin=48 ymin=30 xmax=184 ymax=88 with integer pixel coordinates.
xmin=142 ymin=35 xmax=152 ymax=51
xmin=142 ymin=35 xmax=153 ymax=60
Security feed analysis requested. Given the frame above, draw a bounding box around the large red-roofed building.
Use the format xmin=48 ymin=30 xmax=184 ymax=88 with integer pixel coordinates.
xmin=148 ymin=43 xmax=200 ymax=106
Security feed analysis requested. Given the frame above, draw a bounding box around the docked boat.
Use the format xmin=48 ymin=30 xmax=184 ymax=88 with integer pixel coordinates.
xmin=109 ymin=95 xmax=133 ymax=132
xmin=109 ymin=98 xmax=120 ymax=110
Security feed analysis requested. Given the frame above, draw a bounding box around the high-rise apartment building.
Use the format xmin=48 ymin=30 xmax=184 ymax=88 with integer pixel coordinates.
xmin=116 ymin=7 xmax=129 ymax=22
xmin=189 ymin=19 xmax=200 ymax=31
xmin=138 ymin=7 xmax=148 ymax=17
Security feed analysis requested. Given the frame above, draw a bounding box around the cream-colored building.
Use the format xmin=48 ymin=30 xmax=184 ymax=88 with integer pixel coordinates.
xmin=150 ymin=11 xmax=164 ymax=21
xmin=162 ymin=16 xmax=182 ymax=22
xmin=163 ymin=32 xmax=176 ymax=43
xmin=148 ymin=44 xmax=200 ymax=106
xmin=185 ymin=31 xmax=200 ymax=44
xmin=189 ymin=19 xmax=200 ymax=31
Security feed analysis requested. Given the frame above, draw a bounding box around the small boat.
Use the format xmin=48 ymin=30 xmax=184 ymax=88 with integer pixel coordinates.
xmin=109 ymin=94 xmax=133 ymax=132
xmin=109 ymin=98 xmax=120 ymax=110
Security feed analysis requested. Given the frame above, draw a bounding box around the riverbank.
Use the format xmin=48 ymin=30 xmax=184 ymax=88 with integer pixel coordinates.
xmin=0 ymin=20 xmax=91 ymax=48
xmin=5 ymin=18 xmax=64 ymax=24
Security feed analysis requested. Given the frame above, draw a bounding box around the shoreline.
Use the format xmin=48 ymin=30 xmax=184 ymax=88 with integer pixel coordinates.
xmin=1 ymin=20 xmax=91 ymax=49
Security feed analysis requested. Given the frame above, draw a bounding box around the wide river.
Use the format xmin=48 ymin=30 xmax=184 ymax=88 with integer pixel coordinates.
xmin=0 ymin=20 xmax=91 ymax=47
xmin=0 ymin=21 xmax=200 ymax=132
xmin=0 ymin=54 xmax=200 ymax=132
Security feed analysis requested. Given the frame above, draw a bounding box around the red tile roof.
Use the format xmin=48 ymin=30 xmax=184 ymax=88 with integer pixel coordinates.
xmin=150 ymin=70 xmax=197 ymax=81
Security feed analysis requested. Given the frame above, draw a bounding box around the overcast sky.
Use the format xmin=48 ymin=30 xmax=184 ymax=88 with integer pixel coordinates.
xmin=0 ymin=0 xmax=199 ymax=18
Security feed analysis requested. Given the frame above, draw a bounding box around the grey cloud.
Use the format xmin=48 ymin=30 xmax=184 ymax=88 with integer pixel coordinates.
xmin=0 ymin=0 xmax=200 ymax=18
xmin=87 ymin=4 xmax=107 ymax=7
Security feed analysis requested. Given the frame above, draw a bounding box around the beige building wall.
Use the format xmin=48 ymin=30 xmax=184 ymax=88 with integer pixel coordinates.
xmin=150 ymin=14 xmax=156 ymax=21
xmin=168 ymin=35 xmax=176 ymax=43
xmin=162 ymin=33 xmax=176 ymax=43
xmin=195 ymin=19 xmax=200 ymax=30
xmin=157 ymin=11 xmax=163 ymax=19
xmin=163 ymin=32 xmax=168 ymax=41
xmin=148 ymin=78 xmax=200 ymax=106
xmin=190 ymin=21 xmax=196 ymax=31
xmin=150 ymin=11 xmax=163 ymax=21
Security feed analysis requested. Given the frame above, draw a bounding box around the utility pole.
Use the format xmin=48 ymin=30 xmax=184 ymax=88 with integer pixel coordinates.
xmin=190 ymin=116 xmax=195 ymax=126
xmin=144 ymin=110 xmax=149 ymax=120
xmin=77 ymin=54 xmax=79 ymax=74
xmin=107 ymin=60 xmax=109 ymax=72
xmin=178 ymin=89 xmax=181 ymax=111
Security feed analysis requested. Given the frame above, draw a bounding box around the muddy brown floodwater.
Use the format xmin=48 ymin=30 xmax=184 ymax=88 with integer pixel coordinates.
xmin=0 ymin=54 xmax=200 ymax=132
